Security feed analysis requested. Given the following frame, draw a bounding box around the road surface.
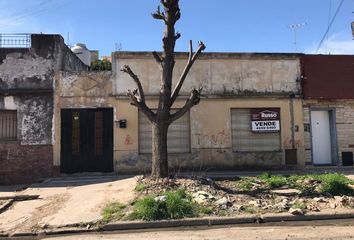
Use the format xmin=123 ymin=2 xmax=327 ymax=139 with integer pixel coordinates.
xmin=43 ymin=219 xmax=354 ymax=240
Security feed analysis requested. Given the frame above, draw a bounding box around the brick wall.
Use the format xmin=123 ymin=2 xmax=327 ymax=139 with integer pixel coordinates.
xmin=303 ymin=100 xmax=354 ymax=166
xmin=0 ymin=143 xmax=53 ymax=184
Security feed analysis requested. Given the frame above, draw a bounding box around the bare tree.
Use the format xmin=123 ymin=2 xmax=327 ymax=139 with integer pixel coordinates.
xmin=121 ymin=0 xmax=206 ymax=178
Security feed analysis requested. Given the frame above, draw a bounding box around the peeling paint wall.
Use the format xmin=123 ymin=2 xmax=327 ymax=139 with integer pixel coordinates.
xmin=109 ymin=52 xmax=304 ymax=173
xmin=54 ymin=71 xmax=115 ymax=167
xmin=53 ymin=53 xmax=305 ymax=174
xmin=0 ymin=34 xmax=88 ymax=183
xmin=112 ymin=52 xmax=301 ymax=97
xmin=114 ymin=98 xmax=305 ymax=174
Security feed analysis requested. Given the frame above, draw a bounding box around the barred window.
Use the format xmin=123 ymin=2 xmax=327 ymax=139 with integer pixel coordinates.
xmin=139 ymin=110 xmax=191 ymax=154
xmin=0 ymin=110 xmax=17 ymax=141
xmin=231 ymin=109 xmax=280 ymax=151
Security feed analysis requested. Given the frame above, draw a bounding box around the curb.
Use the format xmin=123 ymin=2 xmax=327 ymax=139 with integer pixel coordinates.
xmin=261 ymin=212 xmax=354 ymax=223
xmin=102 ymin=211 xmax=354 ymax=231
xmin=0 ymin=200 xmax=13 ymax=214
xmin=4 ymin=212 xmax=354 ymax=238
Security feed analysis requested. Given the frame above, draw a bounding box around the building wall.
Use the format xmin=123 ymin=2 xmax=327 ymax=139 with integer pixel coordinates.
xmin=110 ymin=52 xmax=305 ymax=173
xmin=303 ymin=99 xmax=354 ymax=166
xmin=113 ymin=52 xmax=301 ymax=97
xmin=302 ymin=55 xmax=354 ymax=99
xmin=54 ymin=71 xmax=115 ymax=170
xmin=0 ymin=34 xmax=88 ymax=183
xmin=53 ymin=52 xmax=306 ymax=174
xmin=114 ymin=97 xmax=305 ymax=173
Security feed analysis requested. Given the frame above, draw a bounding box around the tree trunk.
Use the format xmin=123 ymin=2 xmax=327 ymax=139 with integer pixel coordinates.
xmin=151 ymin=122 xmax=169 ymax=178
xmin=121 ymin=1 xmax=205 ymax=179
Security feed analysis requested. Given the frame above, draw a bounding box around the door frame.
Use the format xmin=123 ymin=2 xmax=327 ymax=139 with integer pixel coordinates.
xmin=60 ymin=107 xmax=114 ymax=173
xmin=309 ymin=108 xmax=338 ymax=166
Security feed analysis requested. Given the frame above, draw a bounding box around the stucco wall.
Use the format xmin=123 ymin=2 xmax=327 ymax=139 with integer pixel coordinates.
xmin=54 ymin=71 xmax=115 ymax=167
xmin=115 ymin=98 xmax=305 ymax=173
xmin=112 ymin=52 xmax=301 ymax=97
xmin=0 ymin=34 xmax=88 ymax=183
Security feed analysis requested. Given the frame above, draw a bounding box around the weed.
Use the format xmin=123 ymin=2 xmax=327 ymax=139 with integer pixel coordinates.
xmin=219 ymin=210 xmax=227 ymax=216
xmin=317 ymin=173 xmax=354 ymax=196
xmin=235 ymin=178 xmax=257 ymax=191
xmin=198 ymin=205 xmax=213 ymax=215
xmin=263 ymin=176 xmax=288 ymax=188
xmin=259 ymin=172 xmax=271 ymax=180
xmin=102 ymin=202 xmax=126 ymax=223
xmin=129 ymin=190 xmax=198 ymax=221
xmin=292 ymin=200 xmax=306 ymax=210
xmin=242 ymin=206 xmax=255 ymax=214
xmin=134 ymin=183 xmax=146 ymax=193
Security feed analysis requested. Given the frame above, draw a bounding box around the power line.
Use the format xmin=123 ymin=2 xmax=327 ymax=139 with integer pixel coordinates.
xmin=0 ymin=0 xmax=69 ymax=29
xmin=315 ymin=0 xmax=345 ymax=53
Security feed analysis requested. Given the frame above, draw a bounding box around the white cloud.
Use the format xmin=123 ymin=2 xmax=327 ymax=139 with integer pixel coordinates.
xmin=306 ymin=32 xmax=354 ymax=55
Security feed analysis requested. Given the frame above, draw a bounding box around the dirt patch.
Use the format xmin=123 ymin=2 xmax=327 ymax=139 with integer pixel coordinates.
xmin=9 ymin=193 xmax=71 ymax=235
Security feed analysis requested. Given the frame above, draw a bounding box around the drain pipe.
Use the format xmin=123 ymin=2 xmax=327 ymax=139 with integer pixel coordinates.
xmin=289 ymin=93 xmax=296 ymax=149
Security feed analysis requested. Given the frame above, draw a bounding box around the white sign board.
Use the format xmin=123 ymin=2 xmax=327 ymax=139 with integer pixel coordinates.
xmin=251 ymin=108 xmax=281 ymax=133
xmin=252 ymin=120 xmax=280 ymax=131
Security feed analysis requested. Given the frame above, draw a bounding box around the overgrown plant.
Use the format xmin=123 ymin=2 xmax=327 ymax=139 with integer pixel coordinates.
xmin=129 ymin=190 xmax=198 ymax=221
xmin=102 ymin=202 xmax=126 ymax=223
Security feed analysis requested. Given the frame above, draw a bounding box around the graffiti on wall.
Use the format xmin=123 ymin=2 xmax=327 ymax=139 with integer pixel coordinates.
xmin=124 ymin=134 xmax=134 ymax=145
xmin=194 ymin=130 xmax=229 ymax=146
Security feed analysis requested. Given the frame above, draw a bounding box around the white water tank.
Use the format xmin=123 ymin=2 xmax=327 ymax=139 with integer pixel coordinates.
xmin=71 ymin=43 xmax=91 ymax=66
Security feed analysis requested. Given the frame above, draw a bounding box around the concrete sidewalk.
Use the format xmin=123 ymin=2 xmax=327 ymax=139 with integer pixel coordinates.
xmin=1 ymin=170 xmax=354 ymax=237
xmin=0 ymin=175 xmax=137 ymax=236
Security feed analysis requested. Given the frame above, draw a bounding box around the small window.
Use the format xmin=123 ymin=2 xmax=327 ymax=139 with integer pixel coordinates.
xmin=138 ymin=110 xmax=191 ymax=154
xmin=231 ymin=109 xmax=280 ymax=151
xmin=0 ymin=110 xmax=17 ymax=141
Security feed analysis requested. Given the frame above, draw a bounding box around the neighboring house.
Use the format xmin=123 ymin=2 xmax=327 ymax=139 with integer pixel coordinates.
xmin=0 ymin=34 xmax=87 ymax=184
xmin=301 ymin=55 xmax=354 ymax=167
xmin=112 ymin=52 xmax=305 ymax=173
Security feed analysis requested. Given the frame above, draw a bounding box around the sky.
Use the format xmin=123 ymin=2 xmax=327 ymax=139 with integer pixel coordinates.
xmin=0 ymin=0 xmax=353 ymax=57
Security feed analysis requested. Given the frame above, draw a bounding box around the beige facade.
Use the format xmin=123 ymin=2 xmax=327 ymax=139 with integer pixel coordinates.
xmin=53 ymin=52 xmax=307 ymax=173
xmin=110 ymin=52 xmax=305 ymax=173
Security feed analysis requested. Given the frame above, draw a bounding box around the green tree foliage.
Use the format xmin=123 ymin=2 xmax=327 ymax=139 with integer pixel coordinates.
xmin=91 ymin=59 xmax=112 ymax=71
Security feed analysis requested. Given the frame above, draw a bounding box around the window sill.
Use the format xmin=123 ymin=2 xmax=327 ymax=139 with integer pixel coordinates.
xmin=233 ymin=150 xmax=283 ymax=153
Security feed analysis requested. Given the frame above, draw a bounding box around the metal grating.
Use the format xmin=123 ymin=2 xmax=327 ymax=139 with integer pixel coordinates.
xmin=231 ymin=109 xmax=280 ymax=151
xmin=0 ymin=110 xmax=17 ymax=141
xmin=0 ymin=34 xmax=31 ymax=48
xmin=139 ymin=110 xmax=191 ymax=154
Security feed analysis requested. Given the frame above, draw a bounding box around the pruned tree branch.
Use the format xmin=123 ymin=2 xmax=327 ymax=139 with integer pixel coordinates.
xmin=175 ymin=32 xmax=181 ymax=41
xmin=170 ymin=41 xmax=206 ymax=105
xmin=127 ymin=90 xmax=156 ymax=122
xmin=152 ymin=51 xmax=163 ymax=64
xmin=169 ymin=87 xmax=202 ymax=124
xmin=152 ymin=5 xmax=166 ymax=22
xmin=121 ymin=65 xmax=156 ymax=122
xmin=121 ymin=65 xmax=146 ymax=103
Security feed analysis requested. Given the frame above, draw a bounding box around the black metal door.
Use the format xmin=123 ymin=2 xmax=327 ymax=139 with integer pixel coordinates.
xmin=61 ymin=108 xmax=113 ymax=173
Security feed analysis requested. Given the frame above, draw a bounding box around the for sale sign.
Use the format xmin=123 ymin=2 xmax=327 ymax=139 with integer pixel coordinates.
xmin=251 ymin=108 xmax=280 ymax=132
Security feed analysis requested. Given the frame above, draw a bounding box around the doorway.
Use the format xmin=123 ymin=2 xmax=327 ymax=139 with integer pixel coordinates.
xmin=311 ymin=110 xmax=336 ymax=165
xmin=60 ymin=108 xmax=113 ymax=173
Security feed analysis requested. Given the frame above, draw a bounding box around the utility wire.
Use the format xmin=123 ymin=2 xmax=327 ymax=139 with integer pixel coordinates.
xmin=0 ymin=0 xmax=68 ymax=29
xmin=315 ymin=0 xmax=345 ymax=53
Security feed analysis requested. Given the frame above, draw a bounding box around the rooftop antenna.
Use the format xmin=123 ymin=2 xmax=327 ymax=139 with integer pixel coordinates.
xmin=67 ymin=32 xmax=70 ymax=48
xmin=115 ymin=42 xmax=122 ymax=51
xmin=288 ymin=23 xmax=307 ymax=52
xmin=352 ymin=12 xmax=354 ymax=39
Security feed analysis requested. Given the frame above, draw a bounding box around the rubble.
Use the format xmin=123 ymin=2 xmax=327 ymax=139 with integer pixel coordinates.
xmin=289 ymin=208 xmax=305 ymax=215
xmin=136 ymin=176 xmax=354 ymax=217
